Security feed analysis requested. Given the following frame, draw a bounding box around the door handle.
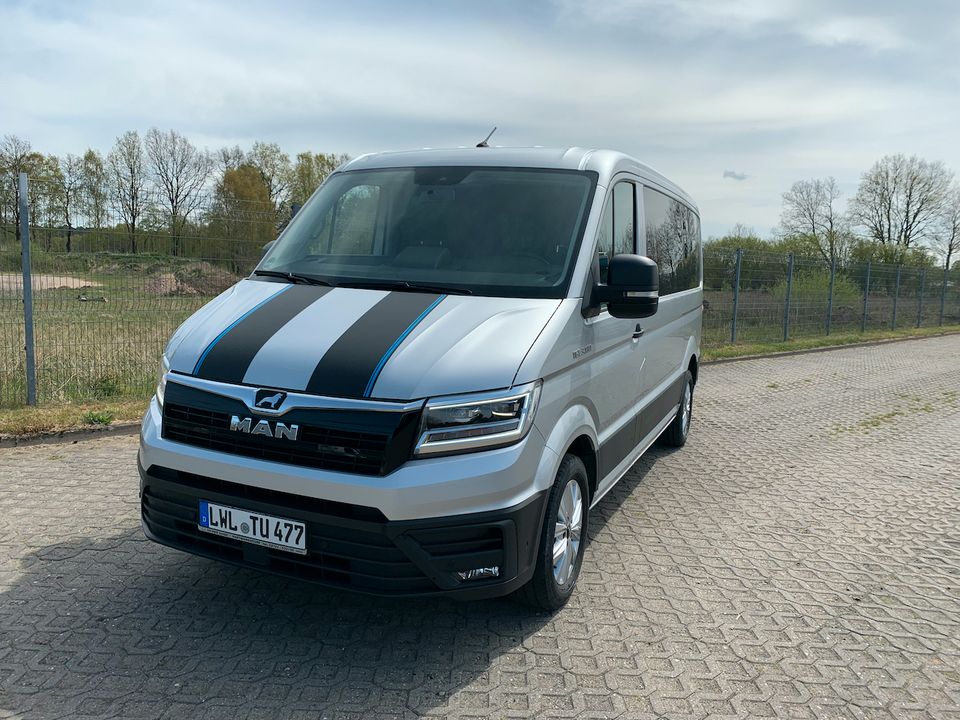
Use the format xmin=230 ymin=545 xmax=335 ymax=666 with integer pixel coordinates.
xmin=632 ymin=324 xmax=644 ymax=339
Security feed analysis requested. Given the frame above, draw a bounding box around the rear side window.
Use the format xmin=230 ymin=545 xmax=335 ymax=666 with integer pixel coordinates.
xmin=596 ymin=181 xmax=636 ymax=283
xmin=642 ymin=187 xmax=701 ymax=295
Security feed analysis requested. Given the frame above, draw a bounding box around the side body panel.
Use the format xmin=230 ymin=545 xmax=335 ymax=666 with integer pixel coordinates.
xmin=522 ymin=173 xmax=702 ymax=507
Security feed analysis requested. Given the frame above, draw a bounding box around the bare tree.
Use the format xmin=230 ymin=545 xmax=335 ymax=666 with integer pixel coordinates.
xmin=81 ymin=149 xmax=108 ymax=232
xmin=108 ymin=130 xmax=147 ymax=253
xmin=0 ymin=135 xmax=37 ymax=244
xmin=144 ymin=128 xmax=212 ymax=256
xmin=57 ymin=154 xmax=84 ymax=252
xmin=216 ymin=145 xmax=246 ymax=176
xmin=248 ymin=141 xmax=292 ymax=215
xmin=933 ymin=184 xmax=960 ymax=270
xmin=780 ymin=177 xmax=850 ymax=264
xmin=848 ymin=154 xmax=953 ymax=250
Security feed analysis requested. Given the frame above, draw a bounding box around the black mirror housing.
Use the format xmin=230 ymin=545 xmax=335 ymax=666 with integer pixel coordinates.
xmin=593 ymin=254 xmax=659 ymax=319
xmin=261 ymin=240 xmax=276 ymax=259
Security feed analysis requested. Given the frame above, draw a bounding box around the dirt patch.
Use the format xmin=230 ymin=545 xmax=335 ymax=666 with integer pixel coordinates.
xmin=0 ymin=273 xmax=102 ymax=293
xmin=144 ymin=272 xmax=198 ymax=296
xmin=173 ymin=262 xmax=239 ymax=295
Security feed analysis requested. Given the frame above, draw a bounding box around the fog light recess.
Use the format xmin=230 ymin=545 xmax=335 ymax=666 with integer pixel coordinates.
xmin=456 ymin=566 xmax=500 ymax=581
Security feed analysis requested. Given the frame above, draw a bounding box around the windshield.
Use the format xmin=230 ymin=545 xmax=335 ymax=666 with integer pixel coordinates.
xmin=259 ymin=167 xmax=597 ymax=298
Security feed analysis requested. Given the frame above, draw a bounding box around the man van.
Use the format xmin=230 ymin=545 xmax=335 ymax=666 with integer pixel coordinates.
xmin=138 ymin=147 xmax=702 ymax=610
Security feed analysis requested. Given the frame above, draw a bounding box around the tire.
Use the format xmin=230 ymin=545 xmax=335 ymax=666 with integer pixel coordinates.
xmin=660 ymin=370 xmax=694 ymax=448
xmin=520 ymin=454 xmax=589 ymax=612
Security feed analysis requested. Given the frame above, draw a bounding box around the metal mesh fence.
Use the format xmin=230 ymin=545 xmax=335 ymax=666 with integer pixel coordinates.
xmin=2 ymin=174 xmax=959 ymax=409
xmin=1 ymin=174 xmax=278 ymax=408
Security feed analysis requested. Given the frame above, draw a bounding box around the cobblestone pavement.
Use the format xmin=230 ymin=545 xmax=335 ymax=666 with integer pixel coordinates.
xmin=2 ymin=336 xmax=959 ymax=720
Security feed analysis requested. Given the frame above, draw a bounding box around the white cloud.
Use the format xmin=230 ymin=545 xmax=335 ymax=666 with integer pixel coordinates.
xmin=552 ymin=0 xmax=906 ymax=51
xmin=0 ymin=0 xmax=956 ymax=239
xmin=803 ymin=15 xmax=904 ymax=51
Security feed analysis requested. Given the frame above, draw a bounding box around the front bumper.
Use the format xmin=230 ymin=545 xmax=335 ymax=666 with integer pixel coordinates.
xmin=139 ymin=396 xmax=558 ymax=521
xmin=140 ymin=462 xmax=548 ymax=599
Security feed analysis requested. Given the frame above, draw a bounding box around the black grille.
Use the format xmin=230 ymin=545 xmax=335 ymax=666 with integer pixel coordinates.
xmin=141 ymin=467 xmax=508 ymax=595
xmin=160 ymin=380 xmax=422 ymax=476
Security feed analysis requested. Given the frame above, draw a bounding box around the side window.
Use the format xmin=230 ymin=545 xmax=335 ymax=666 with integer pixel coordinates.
xmin=313 ymin=185 xmax=381 ymax=254
xmin=613 ymin=182 xmax=635 ymax=256
xmin=596 ymin=181 xmax=636 ymax=283
xmin=642 ymin=186 xmax=700 ymax=295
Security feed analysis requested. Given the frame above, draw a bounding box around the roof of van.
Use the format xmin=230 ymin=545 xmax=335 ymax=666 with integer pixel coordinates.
xmin=340 ymin=147 xmax=698 ymax=211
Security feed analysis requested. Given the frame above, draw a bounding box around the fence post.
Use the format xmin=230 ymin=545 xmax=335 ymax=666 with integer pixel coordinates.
xmin=891 ymin=265 xmax=901 ymax=330
xmin=939 ymin=266 xmax=948 ymax=326
xmin=731 ymin=248 xmax=742 ymax=343
xmin=860 ymin=261 xmax=871 ymax=333
xmin=825 ymin=255 xmax=836 ymax=336
xmin=18 ymin=173 xmax=38 ymax=406
xmin=782 ymin=253 xmax=793 ymax=341
xmin=916 ymin=268 xmax=926 ymax=328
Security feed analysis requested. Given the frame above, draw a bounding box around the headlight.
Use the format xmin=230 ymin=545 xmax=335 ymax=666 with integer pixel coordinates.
xmin=156 ymin=355 xmax=170 ymax=406
xmin=414 ymin=381 xmax=542 ymax=457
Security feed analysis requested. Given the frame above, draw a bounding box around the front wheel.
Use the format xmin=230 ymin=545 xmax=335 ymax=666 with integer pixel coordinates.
xmin=660 ymin=370 xmax=694 ymax=448
xmin=520 ymin=454 xmax=589 ymax=611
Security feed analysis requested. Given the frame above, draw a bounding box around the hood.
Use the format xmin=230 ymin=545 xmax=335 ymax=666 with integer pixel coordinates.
xmin=166 ymin=279 xmax=561 ymax=400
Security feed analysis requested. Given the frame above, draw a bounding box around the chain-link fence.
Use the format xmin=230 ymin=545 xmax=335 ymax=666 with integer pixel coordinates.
xmin=701 ymin=247 xmax=959 ymax=347
xmin=2 ymin=174 xmax=959 ymax=408
xmin=1 ymin=173 xmax=281 ymax=408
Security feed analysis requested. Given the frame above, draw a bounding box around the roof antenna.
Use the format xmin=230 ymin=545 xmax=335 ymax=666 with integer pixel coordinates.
xmin=476 ymin=126 xmax=497 ymax=148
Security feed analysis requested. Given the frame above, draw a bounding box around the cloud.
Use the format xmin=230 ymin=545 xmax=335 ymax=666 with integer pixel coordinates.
xmin=0 ymin=0 xmax=957 ymax=240
xmin=803 ymin=15 xmax=904 ymax=51
xmin=723 ymin=170 xmax=749 ymax=181
xmin=551 ymin=0 xmax=906 ymax=51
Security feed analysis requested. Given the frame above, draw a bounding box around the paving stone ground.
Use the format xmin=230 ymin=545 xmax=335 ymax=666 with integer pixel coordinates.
xmin=1 ymin=336 xmax=959 ymax=720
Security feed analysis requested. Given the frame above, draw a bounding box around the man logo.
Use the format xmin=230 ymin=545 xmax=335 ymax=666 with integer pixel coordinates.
xmin=230 ymin=415 xmax=299 ymax=441
xmin=254 ymin=389 xmax=287 ymax=411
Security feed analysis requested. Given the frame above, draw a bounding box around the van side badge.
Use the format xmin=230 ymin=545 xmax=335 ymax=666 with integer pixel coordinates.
xmin=572 ymin=344 xmax=593 ymax=360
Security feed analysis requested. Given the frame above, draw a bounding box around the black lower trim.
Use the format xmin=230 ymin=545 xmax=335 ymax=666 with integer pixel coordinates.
xmin=598 ymin=373 xmax=686 ymax=477
xmin=139 ymin=463 xmax=548 ymax=600
xmin=637 ymin=373 xmax=686 ymax=441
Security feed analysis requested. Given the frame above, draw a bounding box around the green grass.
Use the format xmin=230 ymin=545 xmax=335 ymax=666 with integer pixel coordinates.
xmin=0 ymin=399 xmax=146 ymax=437
xmin=703 ymin=324 xmax=960 ymax=361
xmin=830 ymin=389 xmax=959 ymax=435
xmin=82 ymin=409 xmax=116 ymax=425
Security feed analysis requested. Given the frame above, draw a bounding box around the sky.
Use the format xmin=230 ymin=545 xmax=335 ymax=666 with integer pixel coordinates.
xmin=2 ymin=0 xmax=959 ymax=238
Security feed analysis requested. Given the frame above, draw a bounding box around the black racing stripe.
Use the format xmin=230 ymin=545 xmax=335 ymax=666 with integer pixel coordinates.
xmin=305 ymin=292 xmax=442 ymax=398
xmin=195 ymin=285 xmax=331 ymax=384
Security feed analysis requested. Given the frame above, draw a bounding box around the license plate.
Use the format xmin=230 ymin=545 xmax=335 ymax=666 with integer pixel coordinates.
xmin=198 ymin=500 xmax=307 ymax=555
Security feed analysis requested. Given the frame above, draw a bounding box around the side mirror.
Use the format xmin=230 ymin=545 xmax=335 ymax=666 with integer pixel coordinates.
xmin=594 ymin=254 xmax=659 ymax=319
xmin=261 ymin=240 xmax=275 ymax=258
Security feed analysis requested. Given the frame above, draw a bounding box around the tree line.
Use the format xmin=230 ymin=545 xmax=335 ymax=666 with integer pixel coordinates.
xmin=709 ymin=154 xmax=960 ymax=272
xmin=3 ymin=134 xmax=958 ymax=277
xmin=0 ymin=131 xmax=348 ymax=265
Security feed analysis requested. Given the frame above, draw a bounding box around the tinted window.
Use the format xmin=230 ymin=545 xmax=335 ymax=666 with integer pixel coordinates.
xmin=311 ymin=185 xmax=381 ymax=255
xmin=263 ymin=168 xmax=596 ymax=299
xmin=643 ymin=187 xmax=701 ymax=295
xmin=596 ymin=181 xmax=636 ymax=283
xmin=613 ymin=182 xmax=635 ymax=256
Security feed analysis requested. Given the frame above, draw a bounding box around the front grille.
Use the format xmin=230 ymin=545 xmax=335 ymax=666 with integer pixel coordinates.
xmin=163 ymin=402 xmax=390 ymax=475
xmin=160 ymin=380 xmax=421 ymax=476
xmin=141 ymin=468 xmax=508 ymax=595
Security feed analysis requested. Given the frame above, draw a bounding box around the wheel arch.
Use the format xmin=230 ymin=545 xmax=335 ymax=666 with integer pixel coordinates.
xmin=565 ymin=434 xmax=598 ymax=502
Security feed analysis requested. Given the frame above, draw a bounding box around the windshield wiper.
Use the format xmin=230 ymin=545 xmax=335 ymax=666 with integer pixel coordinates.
xmin=337 ymin=280 xmax=472 ymax=295
xmin=252 ymin=270 xmax=334 ymax=287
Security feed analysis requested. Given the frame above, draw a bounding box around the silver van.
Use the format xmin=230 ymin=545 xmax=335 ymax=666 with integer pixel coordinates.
xmin=138 ymin=147 xmax=702 ymax=610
